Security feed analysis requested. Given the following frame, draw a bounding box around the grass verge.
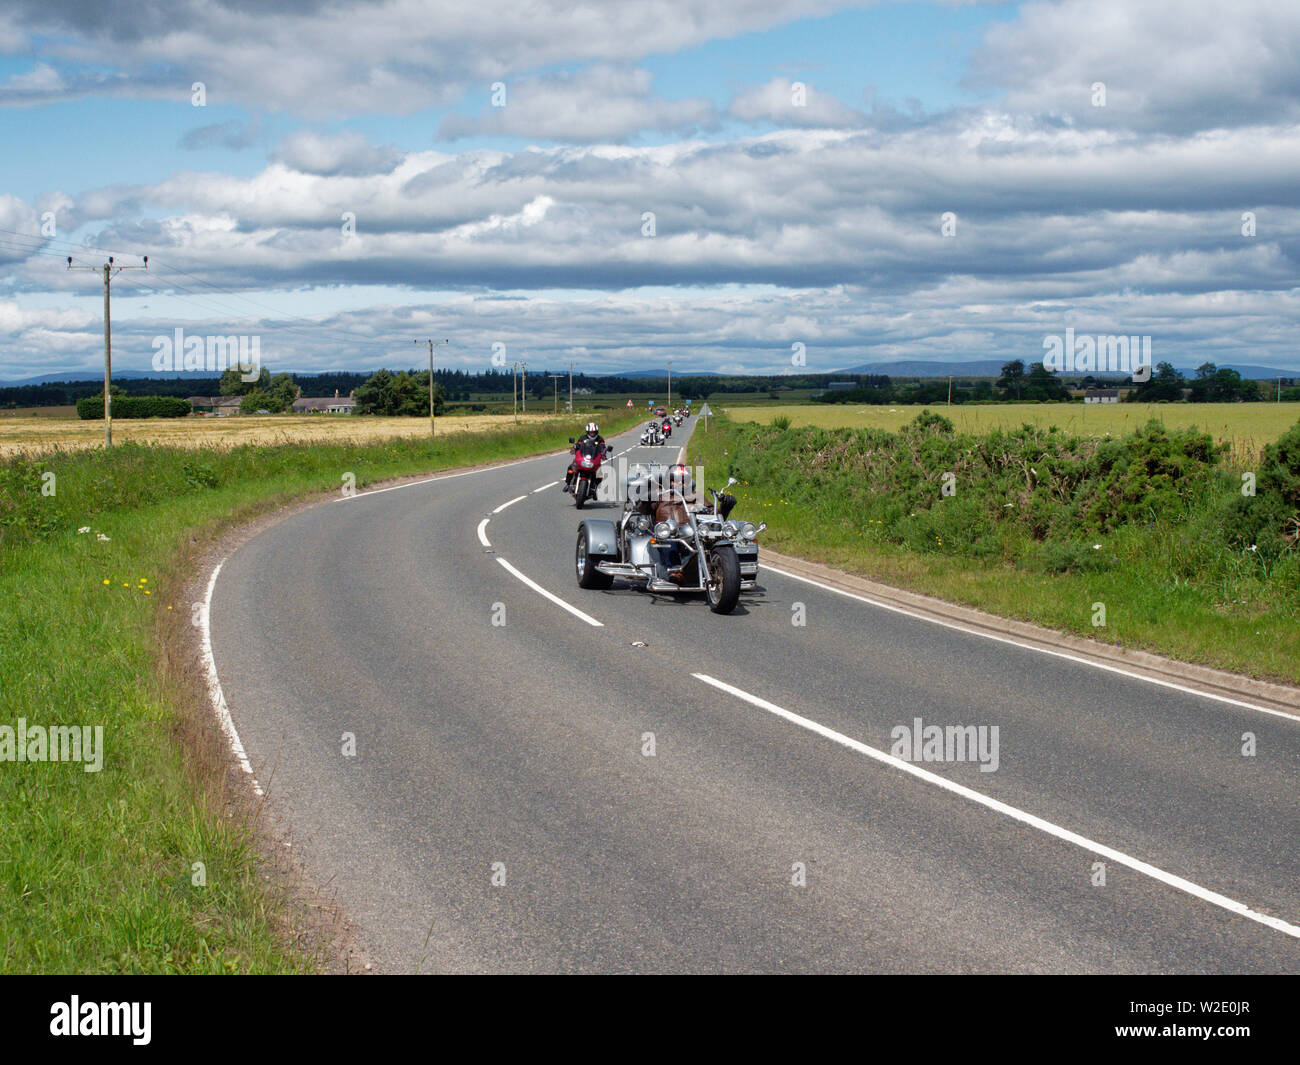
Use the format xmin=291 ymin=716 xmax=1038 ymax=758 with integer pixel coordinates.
xmin=688 ymin=413 xmax=1300 ymax=686
xmin=0 ymin=411 xmax=640 ymax=972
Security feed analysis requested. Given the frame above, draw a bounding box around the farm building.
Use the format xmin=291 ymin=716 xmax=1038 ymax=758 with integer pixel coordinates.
xmin=188 ymin=396 xmax=242 ymax=415
xmin=292 ymin=392 xmax=356 ymax=414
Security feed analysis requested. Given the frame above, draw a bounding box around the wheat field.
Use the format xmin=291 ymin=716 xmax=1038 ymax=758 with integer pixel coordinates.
xmin=0 ymin=412 xmax=571 ymax=457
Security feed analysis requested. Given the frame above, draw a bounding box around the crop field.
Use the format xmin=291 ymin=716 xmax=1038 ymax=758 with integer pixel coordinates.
xmin=0 ymin=411 xmax=573 ymax=457
xmin=724 ymin=401 xmax=1300 ymax=462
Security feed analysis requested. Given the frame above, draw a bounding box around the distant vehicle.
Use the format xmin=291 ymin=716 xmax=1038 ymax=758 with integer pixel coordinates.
xmin=655 ymin=406 xmax=666 ymax=416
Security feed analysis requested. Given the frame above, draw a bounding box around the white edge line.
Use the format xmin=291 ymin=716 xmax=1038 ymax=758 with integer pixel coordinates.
xmin=764 ymin=564 xmax=1300 ymax=723
xmin=496 ymin=557 xmax=604 ymax=627
xmin=492 ymin=494 xmax=528 ymax=514
xmin=692 ymin=672 xmax=1300 ymax=941
xmin=476 ymin=518 xmax=491 ymax=547
xmin=201 ymin=562 xmax=265 ymax=797
xmin=336 ymin=448 xmax=574 ymax=502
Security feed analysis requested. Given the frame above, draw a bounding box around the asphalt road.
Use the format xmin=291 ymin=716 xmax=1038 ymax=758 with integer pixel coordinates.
xmin=210 ymin=419 xmax=1300 ymax=972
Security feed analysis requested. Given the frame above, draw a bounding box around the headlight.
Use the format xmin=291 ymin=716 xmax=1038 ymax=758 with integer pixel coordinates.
xmin=634 ymin=514 xmax=652 ymax=533
xmin=740 ymin=522 xmax=757 ymax=540
xmin=653 ymin=521 xmax=671 ymax=539
xmin=722 ymin=521 xmax=738 ymax=537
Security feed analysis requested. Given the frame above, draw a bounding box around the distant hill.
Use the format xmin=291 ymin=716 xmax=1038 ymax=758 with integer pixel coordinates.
xmin=0 ymin=370 xmax=222 ymax=386
xmin=841 ymin=360 xmax=1300 ymax=381
xmin=609 ymin=369 xmax=725 ymax=379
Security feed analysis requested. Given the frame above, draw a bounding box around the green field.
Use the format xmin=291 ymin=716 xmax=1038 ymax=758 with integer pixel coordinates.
xmin=725 ymin=402 xmax=1300 ymax=463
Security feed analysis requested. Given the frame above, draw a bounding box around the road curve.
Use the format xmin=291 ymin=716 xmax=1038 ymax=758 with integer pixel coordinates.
xmin=210 ymin=421 xmax=1300 ymax=972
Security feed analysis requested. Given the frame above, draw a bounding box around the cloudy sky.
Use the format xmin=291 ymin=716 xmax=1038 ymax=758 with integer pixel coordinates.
xmin=1 ymin=0 xmax=1298 ymax=380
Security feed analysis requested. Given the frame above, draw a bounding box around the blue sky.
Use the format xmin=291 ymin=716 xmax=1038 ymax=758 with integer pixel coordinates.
xmin=1 ymin=0 xmax=1298 ymax=380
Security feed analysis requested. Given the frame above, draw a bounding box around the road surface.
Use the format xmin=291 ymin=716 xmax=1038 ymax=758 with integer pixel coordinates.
xmin=209 ymin=420 xmax=1300 ymax=972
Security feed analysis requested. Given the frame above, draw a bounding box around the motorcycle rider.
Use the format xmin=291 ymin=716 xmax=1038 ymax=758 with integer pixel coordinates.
xmin=563 ymin=422 xmax=606 ymax=493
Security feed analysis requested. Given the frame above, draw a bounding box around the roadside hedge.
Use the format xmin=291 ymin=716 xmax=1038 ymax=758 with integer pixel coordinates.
xmin=76 ymin=395 xmax=192 ymax=419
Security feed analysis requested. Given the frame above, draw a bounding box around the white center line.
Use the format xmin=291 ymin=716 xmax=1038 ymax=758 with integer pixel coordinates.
xmin=497 ymin=558 xmax=604 ymax=627
xmin=533 ymin=481 xmax=559 ymax=493
xmin=476 ymin=518 xmax=491 ymax=547
xmin=492 ymin=494 xmax=528 ymax=514
xmin=692 ymin=672 xmax=1300 ymax=941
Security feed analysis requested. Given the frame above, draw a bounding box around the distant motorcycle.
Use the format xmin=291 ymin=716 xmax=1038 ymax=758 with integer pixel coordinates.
xmin=640 ymin=422 xmax=664 ymax=446
xmin=661 ymin=419 xmax=672 ymax=439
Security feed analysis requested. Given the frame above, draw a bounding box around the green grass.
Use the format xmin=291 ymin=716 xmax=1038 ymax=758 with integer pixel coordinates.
xmin=0 ymin=410 xmax=641 ymax=972
xmin=689 ymin=413 xmax=1300 ymax=686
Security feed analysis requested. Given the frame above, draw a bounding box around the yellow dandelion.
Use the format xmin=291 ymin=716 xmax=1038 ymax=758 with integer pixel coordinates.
xmin=102 ymin=579 xmax=110 ymax=585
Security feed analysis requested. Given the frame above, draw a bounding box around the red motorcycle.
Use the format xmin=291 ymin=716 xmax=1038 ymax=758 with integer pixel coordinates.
xmin=661 ymin=418 xmax=672 ymax=439
xmin=568 ymin=437 xmax=607 ymax=508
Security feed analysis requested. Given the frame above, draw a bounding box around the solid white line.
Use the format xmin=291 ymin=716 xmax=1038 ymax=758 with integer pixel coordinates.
xmin=493 ymin=494 xmax=528 ymax=514
xmin=692 ymin=672 xmax=1300 ymax=940
xmin=764 ymin=564 xmax=1300 ymax=723
xmin=496 ymin=558 xmax=604 ymax=627
xmin=201 ymin=562 xmax=265 ymax=797
xmin=533 ymin=481 xmax=559 ymax=493
xmin=476 ymin=518 xmax=491 ymax=547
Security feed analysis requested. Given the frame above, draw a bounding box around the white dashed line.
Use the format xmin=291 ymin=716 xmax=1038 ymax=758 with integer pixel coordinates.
xmin=533 ymin=481 xmax=559 ymax=493
xmin=492 ymin=494 xmax=528 ymax=514
xmin=692 ymin=672 xmax=1300 ymax=941
xmin=476 ymin=519 xmax=491 ymax=547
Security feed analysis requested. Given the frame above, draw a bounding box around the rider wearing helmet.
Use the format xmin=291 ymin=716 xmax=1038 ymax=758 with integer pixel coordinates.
xmin=563 ymin=422 xmax=606 ymax=492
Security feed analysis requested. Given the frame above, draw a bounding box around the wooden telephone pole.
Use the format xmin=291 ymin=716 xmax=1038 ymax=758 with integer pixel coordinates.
xmin=415 ymin=338 xmax=448 ymax=437
xmin=67 ymin=254 xmax=147 ymax=446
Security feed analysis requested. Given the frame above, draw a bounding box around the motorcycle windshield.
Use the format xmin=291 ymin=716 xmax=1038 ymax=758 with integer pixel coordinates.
xmin=578 ymin=441 xmax=601 ymax=458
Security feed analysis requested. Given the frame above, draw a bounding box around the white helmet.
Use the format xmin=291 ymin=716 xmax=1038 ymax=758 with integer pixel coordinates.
xmin=586 ymin=422 xmax=598 ymax=434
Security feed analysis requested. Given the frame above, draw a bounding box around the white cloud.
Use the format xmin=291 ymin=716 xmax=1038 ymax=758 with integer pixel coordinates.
xmin=729 ymin=77 xmax=866 ymax=128
xmin=439 ymin=65 xmax=717 ymax=143
xmin=967 ymin=0 xmax=1300 ymax=133
xmin=272 ymin=130 xmax=403 ymax=176
xmin=8 ymin=0 xmax=856 ymax=116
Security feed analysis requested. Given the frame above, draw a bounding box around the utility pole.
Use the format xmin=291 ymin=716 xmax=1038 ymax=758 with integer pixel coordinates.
xmin=67 ymin=254 xmax=147 ymax=447
xmin=568 ymin=363 xmax=573 ymax=414
xmin=948 ymin=376 xmax=953 ymax=406
xmin=415 ymin=338 xmax=448 ymax=437
xmin=512 ymin=362 xmax=519 ymax=422
xmin=667 ymin=358 xmax=672 ymax=411
xmin=550 ymin=374 xmax=563 ymax=415
xmin=521 ymin=361 xmax=527 ymax=413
